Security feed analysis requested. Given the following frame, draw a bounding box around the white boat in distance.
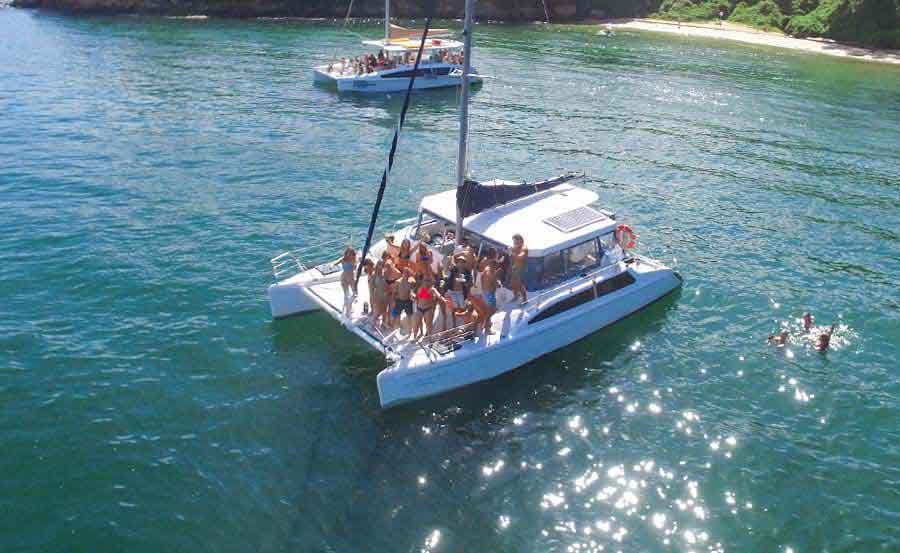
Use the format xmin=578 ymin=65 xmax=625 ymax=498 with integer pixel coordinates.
xmin=272 ymin=0 xmax=682 ymax=408
xmin=313 ymin=2 xmax=482 ymax=93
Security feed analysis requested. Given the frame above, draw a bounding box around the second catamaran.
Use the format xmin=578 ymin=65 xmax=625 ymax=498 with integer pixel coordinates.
xmin=313 ymin=1 xmax=482 ymax=93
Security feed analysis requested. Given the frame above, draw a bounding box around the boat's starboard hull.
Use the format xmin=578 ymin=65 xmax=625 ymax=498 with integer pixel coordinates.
xmin=376 ymin=264 xmax=681 ymax=408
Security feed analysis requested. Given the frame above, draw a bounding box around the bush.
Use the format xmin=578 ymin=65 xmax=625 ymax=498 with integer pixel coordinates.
xmin=729 ymin=0 xmax=788 ymax=30
xmin=653 ymin=0 xmax=733 ymax=21
xmin=784 ymin=0 xmax=845 ymax=35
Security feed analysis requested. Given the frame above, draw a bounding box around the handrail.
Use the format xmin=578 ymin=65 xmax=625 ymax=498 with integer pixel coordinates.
xmin=270 ymin=233 xmax=353 ymax=281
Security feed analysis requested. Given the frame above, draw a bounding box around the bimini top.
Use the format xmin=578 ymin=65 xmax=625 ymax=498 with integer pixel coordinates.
xmin=419 ymin=183 xmax=617 ymax=257
xmin=362 ymin=38 xmax=464 ymax=53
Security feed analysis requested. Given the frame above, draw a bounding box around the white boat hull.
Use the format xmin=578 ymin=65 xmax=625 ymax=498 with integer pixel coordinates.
xmin=376 ymin=262 xmax=681 ymax=408
xmin=313 ymin=64 xmax=481 ymax=93
xmin=268 ymin=268 xmax=338 ymax=319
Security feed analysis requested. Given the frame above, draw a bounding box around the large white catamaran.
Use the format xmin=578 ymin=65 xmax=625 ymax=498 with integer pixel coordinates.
xmin=313 ymin=0 xmax=482 ymax=93
xmin=274 ymin=0 xmax=682 ymax=408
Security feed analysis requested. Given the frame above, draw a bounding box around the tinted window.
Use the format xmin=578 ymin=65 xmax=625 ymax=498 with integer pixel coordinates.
xmin=565 ymin=239 xmax=600 ymax=276
xmin=595 ymin=271 xmax=635 ymax=296
xmin=542 ymin=252 xmax=565 ymax=286
xmin=529 ymin=287 xmax=595 ymax=325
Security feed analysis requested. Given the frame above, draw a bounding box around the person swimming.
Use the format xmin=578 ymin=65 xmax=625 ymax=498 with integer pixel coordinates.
xmin=802 ymin=312 xmax=814 ymax=332
xmin=817 ymin=324 xmax=836 ymax=352
xmin=768 ymin=329 xmax=789 ymax=347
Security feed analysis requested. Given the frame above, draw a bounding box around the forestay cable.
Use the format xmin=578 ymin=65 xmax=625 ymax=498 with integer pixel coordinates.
xmin=355 ymin=18 xmax=433 ymax=288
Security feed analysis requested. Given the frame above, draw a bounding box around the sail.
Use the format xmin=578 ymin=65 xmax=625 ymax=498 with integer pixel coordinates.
xmin=389 ymin=23 xmax=451 ymax=40
xmin=456 ymin=173 xmax=582 ymax=218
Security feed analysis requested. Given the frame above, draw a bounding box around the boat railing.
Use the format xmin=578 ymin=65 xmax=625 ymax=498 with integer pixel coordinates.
xmin=270 ymin=233 xmax=354 ymax=281
xmin=416 ymin=322 xmax=478 ymax=358
xmin=520 ymin=257 xmax=629 ymax=317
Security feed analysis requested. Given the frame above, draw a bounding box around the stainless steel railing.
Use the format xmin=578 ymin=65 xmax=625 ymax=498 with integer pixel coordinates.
xmin=270 ymin=233 xmax=354 ymax=281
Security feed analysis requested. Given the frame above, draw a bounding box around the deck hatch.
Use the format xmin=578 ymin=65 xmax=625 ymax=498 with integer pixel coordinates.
xmin=543 ymin=206 xmax=606 ymax=233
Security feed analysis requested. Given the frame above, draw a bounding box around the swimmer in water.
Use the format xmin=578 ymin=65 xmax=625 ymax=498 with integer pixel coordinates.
xmin=768 ymin=329 xmax=789 ymax=347
xmin=802 ymin=312 xmax=813 ymax=332
xmin=816 ymin=324 xmax=836 ymax=352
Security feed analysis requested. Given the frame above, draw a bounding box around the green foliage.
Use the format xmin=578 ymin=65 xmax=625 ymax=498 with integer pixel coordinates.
xmin=729 ymin=0 xmax=787 ymax=30
xmin=646 ymin=0 xmax=898 ymax=46
xmin=652 ymin=0 xmax=732 ymax=21
xmin=785 ymin=0 xmax=844 ymax=35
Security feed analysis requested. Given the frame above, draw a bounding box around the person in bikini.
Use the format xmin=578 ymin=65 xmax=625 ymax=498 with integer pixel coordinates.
xmin=412 ymin=274 xmax=443 ymax=341
xmin=510 ymin=233 xmax=528 ymax=302
xmin=397 ymin=238 xmax=413 ymax=272
xmin=384 ymin=234 xmax=400 ymax=265
xmin=369 ymin=260 xmax=389 ymax=330
xmin=382 ymin=258 xmax=402 ymax=327
xmin=339 ymin=247 xmax=357 ymax=313
xmin=413 ymin=242 xmax=434 ymax=280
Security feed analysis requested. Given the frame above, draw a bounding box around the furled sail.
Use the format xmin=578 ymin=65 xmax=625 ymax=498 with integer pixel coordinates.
xmin=389 ymin=23 xmax=451 ymax=40
xmin=456 ymin=172 xmax=582 ymax=218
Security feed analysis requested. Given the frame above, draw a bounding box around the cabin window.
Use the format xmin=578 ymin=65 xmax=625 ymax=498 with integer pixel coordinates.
xmin=542 ymin=252 xmax=566 ymax=287
xmin=565 ymin=239 xmax=600 ymax=276
xmin=595 ymin=271 xmax=635 ymax=296
xmin=528 ymin=286 xmax=595 ymax=325
xmin=528 ymin=270 xmax=636 ymax=325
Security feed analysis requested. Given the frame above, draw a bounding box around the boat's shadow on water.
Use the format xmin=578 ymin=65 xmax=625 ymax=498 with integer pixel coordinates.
xmin=270 ymin=312 xmax=386 ymax=375
xmin=383 ymin=287 xmax=684 ymax=423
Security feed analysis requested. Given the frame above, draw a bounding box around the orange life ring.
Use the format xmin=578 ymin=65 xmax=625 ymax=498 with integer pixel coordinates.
xmin=616 ymin=224 xmax=637 ymax=250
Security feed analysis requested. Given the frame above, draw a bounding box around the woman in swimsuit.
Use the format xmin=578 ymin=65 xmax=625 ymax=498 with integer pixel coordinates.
xmin=384 ymin=234 xmax=400 ymax=265
xmin=397 ymin=239 xmax=413 ymax=272
xmin=370 ymin=260 xmax=389 ymax=329
xmin=382 ymin=259 xmax=402 ymax=327
xmin=414 ymin=242 xmax=434 ymax=280
xmin=412 ymin=274 xmax=443 ymax=341
xmin=339 ymin=247 xmax=357 ymax=312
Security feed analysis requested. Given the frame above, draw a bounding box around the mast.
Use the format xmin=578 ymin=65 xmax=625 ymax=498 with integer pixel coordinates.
xmin=384 ymin=0 xmax=391 ymax=42
xmin=455 ymin=0 xmax=474 ymax=244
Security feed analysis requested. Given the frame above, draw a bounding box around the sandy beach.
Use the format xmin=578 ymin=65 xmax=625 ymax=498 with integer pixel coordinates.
xmin=606 ymin=18 xmax=900 ymax=66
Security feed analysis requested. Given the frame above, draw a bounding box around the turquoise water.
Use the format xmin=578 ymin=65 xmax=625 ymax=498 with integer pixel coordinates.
xmin=2 ymin=8 xmax=899 ymax=552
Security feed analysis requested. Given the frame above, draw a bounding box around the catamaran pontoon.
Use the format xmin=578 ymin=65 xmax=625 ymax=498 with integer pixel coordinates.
xmin=272 ymin=0 xmax=681 ymax=408
xmin=313 ymin=2 xmax=482 ymax=93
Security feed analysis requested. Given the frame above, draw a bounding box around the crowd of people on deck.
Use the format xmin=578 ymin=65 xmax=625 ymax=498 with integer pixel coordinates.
xmin=327 ymin=49 xmax=465 ymax=76
xmin=339 ymin=231 xmax=528 ymax=341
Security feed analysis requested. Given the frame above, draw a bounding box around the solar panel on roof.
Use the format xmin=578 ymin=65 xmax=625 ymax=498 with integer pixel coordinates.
xmin=543 ymin=206 xmax=607 ymax=233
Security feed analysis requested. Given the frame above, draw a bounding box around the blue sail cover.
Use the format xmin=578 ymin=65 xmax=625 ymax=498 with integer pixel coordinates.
xmin=456 ymin=173 xmax=581 ymax=218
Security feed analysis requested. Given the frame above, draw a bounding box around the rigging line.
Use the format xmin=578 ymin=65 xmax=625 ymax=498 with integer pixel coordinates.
xmin=355 ymin=17 xmax=433 ymax=288
xmin=331 ymin=0 xmax=356 ymax=61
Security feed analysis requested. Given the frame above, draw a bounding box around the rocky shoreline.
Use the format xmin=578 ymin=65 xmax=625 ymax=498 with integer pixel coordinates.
xmin=9 ymin=0 xmax=585 ymax=20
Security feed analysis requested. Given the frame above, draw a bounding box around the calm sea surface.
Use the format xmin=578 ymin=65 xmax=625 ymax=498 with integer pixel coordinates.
xmin=1 ymin=8 xmax=899 ymax=552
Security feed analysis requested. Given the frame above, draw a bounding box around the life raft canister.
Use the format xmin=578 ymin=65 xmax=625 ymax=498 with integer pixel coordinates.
xmin=616 ymin=224 xmax=637 ymax=250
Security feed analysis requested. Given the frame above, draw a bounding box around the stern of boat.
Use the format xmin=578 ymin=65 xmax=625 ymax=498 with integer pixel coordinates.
xmin=268 ymin=237 xmax=354 ymax=319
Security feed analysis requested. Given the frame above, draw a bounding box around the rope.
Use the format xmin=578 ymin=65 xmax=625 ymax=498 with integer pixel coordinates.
xmin=355 ymin=18 xmax=433 ymax=288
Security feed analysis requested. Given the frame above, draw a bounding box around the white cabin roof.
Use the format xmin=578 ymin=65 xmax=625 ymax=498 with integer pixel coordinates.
xmin=363 ymin=38 xmax=464 ymax=53
xmin=419 ymin=183 xmax=617 ymax=257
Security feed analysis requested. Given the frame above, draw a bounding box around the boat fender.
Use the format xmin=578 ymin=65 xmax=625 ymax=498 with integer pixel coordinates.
xmin=616 ymin=224 xmax=637 ymax=250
